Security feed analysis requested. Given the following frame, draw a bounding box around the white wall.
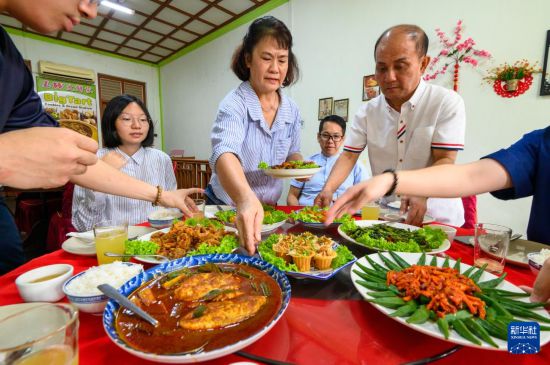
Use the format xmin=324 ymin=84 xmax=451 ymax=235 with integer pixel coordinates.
xmin=161 ymin=0 xmax=550 ymax=237
xmin=10 ymin=34 xmax=162 ymax=147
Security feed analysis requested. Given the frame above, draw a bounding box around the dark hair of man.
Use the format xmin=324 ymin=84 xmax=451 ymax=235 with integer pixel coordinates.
xmin=373 ymin=24 xmax=429 ymax=60
xmin=101 ymin=94 xmax=155 ymax=148
xmin=319 ymin=114 xmax=346 ymax=134
xmin=231 ymin=15 xmax=299 ymax=87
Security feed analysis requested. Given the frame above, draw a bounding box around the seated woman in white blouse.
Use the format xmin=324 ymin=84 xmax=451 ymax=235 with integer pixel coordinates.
xmin=72 ymin=94 xmax=177 ymax=231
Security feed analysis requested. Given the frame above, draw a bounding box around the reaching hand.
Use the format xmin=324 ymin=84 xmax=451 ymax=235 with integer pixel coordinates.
xmin=325 ymin=174 xmax=393 ymax=224
xmin=401 ymin=196 xmax=427 ymax=226
xmin=235 ymin=197 xmax=264 ymax=255
xmin=520 ymin=257 xmax=550 ymax=305
xmin=314 ymin=189 xmax=334 ymax=208
xmin=101 ymin=151 xmax=127 ymax=170
xmin=0 ymin=127 xmax=98 ymax=189
xmin=160 ymin=188 xmax=203 ymax=217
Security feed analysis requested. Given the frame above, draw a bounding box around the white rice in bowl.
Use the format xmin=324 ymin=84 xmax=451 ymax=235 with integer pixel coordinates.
xmin=148 ymin=208 xmax=182 ymax=220
xmin=65 ymin=261 xmax=143 ymax=296
xmin=531 ymin=248 xmax=550 ymax=266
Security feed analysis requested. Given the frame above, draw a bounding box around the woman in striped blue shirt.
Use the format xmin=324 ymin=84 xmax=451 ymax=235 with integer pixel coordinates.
xmin=72 ymin=95 xmax=180 ymax=231
xmin=207 ymin=16 xmax=304 ymax=254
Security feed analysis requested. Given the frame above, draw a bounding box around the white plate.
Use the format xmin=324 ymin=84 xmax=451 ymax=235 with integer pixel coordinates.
xmin=132 ymin=225 xmax=240 ymax=264
xmin=263 ymin=167 xmax=321 ymax=179
xmin=351 ymin=253 xmax=550 ymax=351
xmin=387 ymin=201 xmax=401 ymax=209
xmin=379 ymin=212 xmax=436 ymax=225
xmin=62 ymin=226 xmax=156 ymax=257
xmin=338 ymin=220 xmax=450 ymax=254
xmin=204 ymin=205 xmax=233 ymax=219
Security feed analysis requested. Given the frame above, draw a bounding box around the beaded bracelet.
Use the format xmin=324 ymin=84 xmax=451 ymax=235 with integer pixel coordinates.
xmin=383 ymin=169 xmax=398 ymax=197
xmin=152 ymin=185 xmax=162 ymax=206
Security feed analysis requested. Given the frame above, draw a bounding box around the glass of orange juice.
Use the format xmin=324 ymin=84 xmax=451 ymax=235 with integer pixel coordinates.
xmin=93 ymin=220 xmax=128 ymax=265
xmin=0 ymin=303 xmax=79 ymax=365
xmin=361 ymin=202 xmax=380 ymax=220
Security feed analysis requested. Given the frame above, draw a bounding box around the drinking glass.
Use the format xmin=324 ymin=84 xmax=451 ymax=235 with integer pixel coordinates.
xmin=361 ymin=202 xmax=380 ymax=220
xmin=93 ymin=220 xmax=128 ymax=265
xmin=473 ymin=223 xmax=512 ymax=275
xmin=192 ymin=198 xmax=206 ymax=219
xmin=0 ymin=303 xmax=79 ymax=365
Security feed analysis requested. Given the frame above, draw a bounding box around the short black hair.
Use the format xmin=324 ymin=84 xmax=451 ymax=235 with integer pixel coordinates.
xmin=231 ymin=15 xmax=299 ymax=87
xmin=319 ymin=114 xmax=346 ymax=134
xmin=101 ymin=94 xmax=154 ymax=148
xmin=374 ymin=24 xmax=429 ymax=60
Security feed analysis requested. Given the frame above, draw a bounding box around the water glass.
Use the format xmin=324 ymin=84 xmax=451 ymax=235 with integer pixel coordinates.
xmin=93 ymin=220 xmax=128 ymax=265
xmin=192 ymin=198 xmax=206 ymax=218
xmin=0 ymin=303 xmax=79 ymax=365
xmin=474 ymin=223 xmax=512 ymax=275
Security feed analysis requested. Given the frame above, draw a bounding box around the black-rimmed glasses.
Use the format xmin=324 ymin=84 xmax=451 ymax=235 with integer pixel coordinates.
xmin=319 ymin=133 xmax=343 ymax=142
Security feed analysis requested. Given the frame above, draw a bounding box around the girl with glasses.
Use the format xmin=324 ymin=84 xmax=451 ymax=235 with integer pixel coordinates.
xmin=72 ymin=95 xmax=178 ymax=231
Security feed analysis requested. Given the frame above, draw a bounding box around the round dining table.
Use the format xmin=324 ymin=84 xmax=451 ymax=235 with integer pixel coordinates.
xmin=0 ymin=206 xmax=548 ymax=364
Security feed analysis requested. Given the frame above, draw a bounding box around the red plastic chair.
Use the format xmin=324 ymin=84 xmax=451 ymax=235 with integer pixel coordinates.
xmin=46 ymin=183 xmax=77 ymax=252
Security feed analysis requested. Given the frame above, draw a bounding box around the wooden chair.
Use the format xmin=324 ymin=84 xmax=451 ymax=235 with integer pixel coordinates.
xmin=172 ymin=158 xmax=212 ymax=198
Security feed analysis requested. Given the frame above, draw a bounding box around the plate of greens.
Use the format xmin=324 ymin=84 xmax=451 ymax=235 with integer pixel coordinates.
xmin=126 ymin=218 xmax=239 ymax=264
xmin=351 ymin=252 xmax=550 ymax=350
xmin=215 ymin=205 xmax=287 ymax=233
xmin=291 ymin=206 xmax=354 ymax=229
xmin=258 ymin=161 xmax=321 ymax=179
xmin=338 ymin=220 xmax=450 ymax=253
xmin=257 ymin=232 xmax=356 ymax=280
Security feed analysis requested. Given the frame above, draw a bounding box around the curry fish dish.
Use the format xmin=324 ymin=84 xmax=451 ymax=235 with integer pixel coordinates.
xmin=115 ymin=263 xmax=282 ymax=354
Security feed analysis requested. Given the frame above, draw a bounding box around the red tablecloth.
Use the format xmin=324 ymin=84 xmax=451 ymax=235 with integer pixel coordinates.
xmin=1 ymin=207 xmax=548 ymax=364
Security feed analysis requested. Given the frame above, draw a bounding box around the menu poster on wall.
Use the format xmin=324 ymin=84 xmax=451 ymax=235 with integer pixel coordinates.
xmin=36 ymin=76 xmax=98 ymax=141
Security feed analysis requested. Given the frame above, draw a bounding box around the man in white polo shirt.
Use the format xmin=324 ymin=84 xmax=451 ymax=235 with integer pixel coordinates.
xmin=315 ymin=24 xmax=465 ymax=226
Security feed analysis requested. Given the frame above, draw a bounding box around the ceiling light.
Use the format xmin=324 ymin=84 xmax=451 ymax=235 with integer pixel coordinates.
xmin=100 ymin=0 xmax=135 ymax=15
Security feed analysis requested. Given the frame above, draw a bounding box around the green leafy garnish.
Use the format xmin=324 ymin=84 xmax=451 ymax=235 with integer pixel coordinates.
xmin=215 ymin=207 xmax=287 ymax=225
xmin=331 ymin=245 xmax=354 ymax=269
xmin=187 ymin=235 xmax=239 ymax=256
xmin=290 ymin=206 xmax=353 ymax=224
xmin=125 ymin=240 xmax=159 ymax=255
xmin=184 ymin=217 xmax=223 ymax=229
xmin=258 ymin=161 xmax=269 ymax=169
xmin=341 ymin=221 xmax=446 ymax=252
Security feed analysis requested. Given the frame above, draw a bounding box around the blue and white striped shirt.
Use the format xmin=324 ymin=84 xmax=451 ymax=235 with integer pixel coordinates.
xmin=71 ymin=147 xmax=177 ymax=231
xmin=209 ymin=81 xmax=302 ymax=205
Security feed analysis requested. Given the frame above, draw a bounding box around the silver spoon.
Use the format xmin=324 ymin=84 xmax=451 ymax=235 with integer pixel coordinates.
xmin=104 ymin=252 xmax=170 ymax=262
xmin=97 ymin=283 xmax=159 ymax=327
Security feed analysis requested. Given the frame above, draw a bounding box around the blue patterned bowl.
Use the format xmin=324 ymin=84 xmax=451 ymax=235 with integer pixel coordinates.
xmin=102 ymin=253 xmax=291 ymax=363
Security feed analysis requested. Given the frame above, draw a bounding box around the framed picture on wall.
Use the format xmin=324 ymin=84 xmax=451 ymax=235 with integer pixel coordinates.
xmin=318 ymin=97 xmax=333 ymax=120
xmin=540 ymin=30 xmax=550 ymax=96
xmin=363 ymin=74 xmax=379 ymax=101
xmin=333 ymin=98 xmax=349 ymax=122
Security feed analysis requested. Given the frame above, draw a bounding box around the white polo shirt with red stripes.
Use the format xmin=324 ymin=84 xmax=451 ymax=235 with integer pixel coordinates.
xmin=343 ymin=80 xmax=466 ymax=226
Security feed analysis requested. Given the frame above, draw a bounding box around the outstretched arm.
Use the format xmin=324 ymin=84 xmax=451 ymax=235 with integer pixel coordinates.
xmin=314 ymin=151 xmax=359 ymax=207
xmin=326 ymin=159 xmax=512 ymax=223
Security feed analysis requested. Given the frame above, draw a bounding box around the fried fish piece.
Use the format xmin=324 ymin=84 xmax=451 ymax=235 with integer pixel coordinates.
xmin=179 ymin=295 xmax=267 ymax=330
xmin=174 ymin=272 xmax=241 ymax=301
